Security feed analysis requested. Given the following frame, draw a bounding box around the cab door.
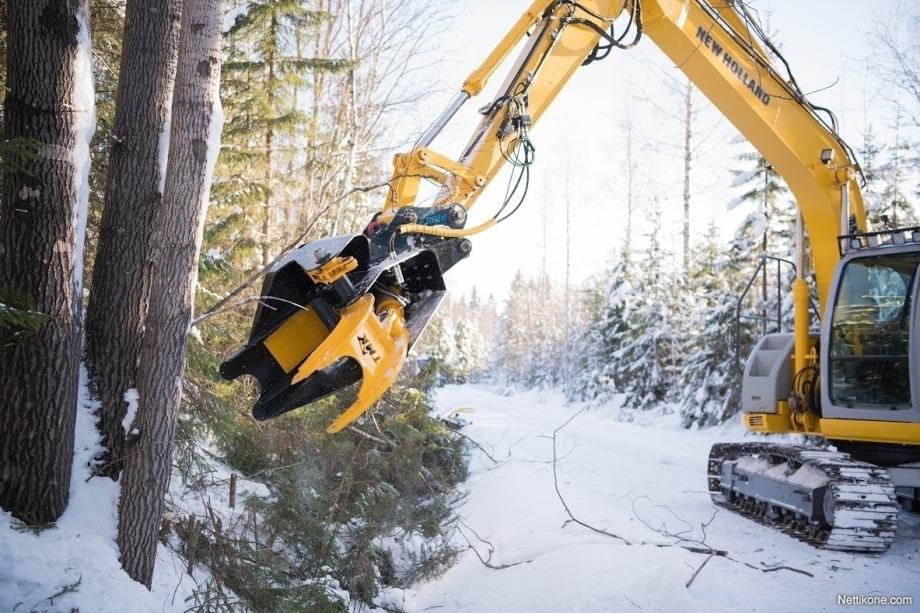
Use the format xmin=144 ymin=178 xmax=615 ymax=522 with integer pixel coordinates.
xmin=821 ymin=248 xmax=920 ymax=423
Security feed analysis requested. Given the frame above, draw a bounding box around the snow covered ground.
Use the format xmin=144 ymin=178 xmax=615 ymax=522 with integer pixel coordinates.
xmin=395 ymin=385 xmax=920 ymax=613
xmin=0 ymin=369 xmax=257 ymax=613
xmin=3 ymin=383 xmax=917 ymax=612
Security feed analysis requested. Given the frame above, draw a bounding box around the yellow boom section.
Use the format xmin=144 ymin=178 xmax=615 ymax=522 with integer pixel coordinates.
xmin=382 ymin=0 xmax=865 ymax=314
xmin=641 ymin=0 xmax=865 ymax=308
xmin=455 ymin=0 xmax=626 ymax=210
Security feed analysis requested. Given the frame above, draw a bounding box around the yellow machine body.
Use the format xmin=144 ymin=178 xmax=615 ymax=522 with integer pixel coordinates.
xmin=226 ymin=0 xmax=920 ymax=455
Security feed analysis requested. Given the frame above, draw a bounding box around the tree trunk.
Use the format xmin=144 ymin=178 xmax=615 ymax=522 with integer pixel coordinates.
xmin=682 ymin=78 xmax=693 ymax=273
xmin=261 ymin=10 xmax=276 ymax=267
xmin=84 ymin=0 xmax=182 ymax=479
xmin=0 ymin=0 xmax=95 ymax=524
xmin=116 ymin=0 xmax=224 ymax=586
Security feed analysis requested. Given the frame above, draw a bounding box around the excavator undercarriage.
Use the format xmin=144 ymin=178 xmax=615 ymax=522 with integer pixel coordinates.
xmin=709 ymin=443 xmax=901 ymax=553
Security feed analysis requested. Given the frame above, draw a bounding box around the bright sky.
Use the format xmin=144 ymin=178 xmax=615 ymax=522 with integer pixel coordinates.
xmin=392 ymin=0 xmax=903 ymax=300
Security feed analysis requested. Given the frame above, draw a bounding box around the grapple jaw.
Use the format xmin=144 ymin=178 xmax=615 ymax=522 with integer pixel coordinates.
xmin=220 ymin=212 xmax=471 ymax=432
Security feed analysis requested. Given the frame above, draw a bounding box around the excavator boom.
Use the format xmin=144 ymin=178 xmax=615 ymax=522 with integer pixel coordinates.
xmin=221 ymin=2 xmax=919 ymax=536
xmin=223 ymin=0 xmax=853 ymax=429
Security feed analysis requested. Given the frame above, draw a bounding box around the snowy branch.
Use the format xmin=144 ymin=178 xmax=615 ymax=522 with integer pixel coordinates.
xmin=456 ymin=520 xmax=532 ymax=571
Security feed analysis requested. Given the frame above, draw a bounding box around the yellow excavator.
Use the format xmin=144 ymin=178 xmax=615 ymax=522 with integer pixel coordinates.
xmin=221 ymin=0 xmax=920 ymax=551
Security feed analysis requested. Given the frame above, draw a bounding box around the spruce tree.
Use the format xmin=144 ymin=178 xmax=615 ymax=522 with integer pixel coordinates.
xmin=730 ymin=144 xmax=795 ymax=336
xmin=496 ymin=272 xmax=536 ymax=386
xmin=575 ymin=260 xmax=634 ymax=403
xmin=679 ymin=221 xmax=744 ymax=427
xmin=218 ymin=1 xmax=349 ymax=268
xmin=860 ymin=122 xmax=887 ymax=230
xmin=612 ymin=203 xmax=679 ymax=415
xmin=454 ymin=319 xmax=485 ymax=383
xmin=412 ymin=305 xmax=457 ymax=382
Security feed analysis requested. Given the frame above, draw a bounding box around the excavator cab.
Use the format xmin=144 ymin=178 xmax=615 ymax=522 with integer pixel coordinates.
xmin=822 ymin=233 xmax=920 ymax=421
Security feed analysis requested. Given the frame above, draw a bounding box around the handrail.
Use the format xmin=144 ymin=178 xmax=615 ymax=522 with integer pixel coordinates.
xmin=734 ymin=255 xmax=820 ymax=375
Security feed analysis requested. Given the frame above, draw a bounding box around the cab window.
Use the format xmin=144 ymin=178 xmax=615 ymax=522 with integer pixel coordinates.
xmin=829 ymin=254 xmax=920 ymax=409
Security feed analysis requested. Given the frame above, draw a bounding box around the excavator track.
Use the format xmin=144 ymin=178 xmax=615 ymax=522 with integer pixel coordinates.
xmin=708 ymin=443 xmax=899 ymax=553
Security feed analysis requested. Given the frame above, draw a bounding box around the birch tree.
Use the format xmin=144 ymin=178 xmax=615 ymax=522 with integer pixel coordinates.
xmin=0 ymin=0 xmax=95 ymax=523
xmin=116 ymin=0 xmax=225 ymax=585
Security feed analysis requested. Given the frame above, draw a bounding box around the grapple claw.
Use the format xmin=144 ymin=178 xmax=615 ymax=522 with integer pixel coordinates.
xmin=219 ymin=208 xmax=473 ymax=429
xmin=291 ymin=294 xmax=409 ymax=432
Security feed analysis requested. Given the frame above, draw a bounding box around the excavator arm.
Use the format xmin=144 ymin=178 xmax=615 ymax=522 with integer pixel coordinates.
xmin=222 ymin=0 xmax=867 ymax=433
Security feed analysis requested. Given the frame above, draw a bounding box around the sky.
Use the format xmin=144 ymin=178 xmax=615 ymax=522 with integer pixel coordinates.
xmin=386 ymin=0 xmax=905 ymax=301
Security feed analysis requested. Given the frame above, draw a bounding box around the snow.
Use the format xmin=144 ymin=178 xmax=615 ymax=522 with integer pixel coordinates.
xmin=731 ymin=169 xmax=759 ymax=188
xmin=187 ymin=97 xmax=224 ymax=324
xmin=223 ymin=4 xmax=249 ymax=32
xmin=157 ymin=89 xmax=173 ymax=194
xmin=727 ymin=193 xmax=749 ymax=210
xmin=395 ymin=385 xmax=920 ymax=613
xmin=784 ymin=464 xmax=828 ymax=489
xmin=18 ymin=186 xmax=39 ymax=200
xmin=736 ymin=457 xmax=829 ymax=489
xmin=0 ymin=369 xmax=222 ymax=612
xmin=736 ymin=455 xmax=773 ymax=474
xmin=121 ymin=388 xmax=139 ymax=435
xmin=203 ymin=97 xmax=224 ymax=196
xmin=191 ymin=96 xmax=223 ymax=260
xmin=71 ymin=7 xmax=97 ymax=298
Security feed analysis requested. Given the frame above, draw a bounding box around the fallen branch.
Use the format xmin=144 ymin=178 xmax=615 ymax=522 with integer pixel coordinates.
xmin=444 ymin=421 xmax=500 ymax=464
xmin=551 ymin=412 xmax=731 ymax=558
xmin=457 ymin=521 xmax=532 ymax=570
xmin=632 ymin=496 xmax=718 ymax=553
xmin=758 ymin=563 xmax=814 ymax=578
xmin=552 ymin=406 xmax=630 ymax=544
xmin=546 ymin=409 xmax=819 ymax=585
xmin=684 ymin=551 xmax=715 ymax=588
xmin=346 ymin=425 xmax=390 ymax=447
xmin=631 ymin=496 xmax=814 ymax=579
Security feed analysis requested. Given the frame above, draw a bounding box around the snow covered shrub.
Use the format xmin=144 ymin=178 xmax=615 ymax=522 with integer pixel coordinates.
xmin=179 ymin=336 xmax=468 ymax=610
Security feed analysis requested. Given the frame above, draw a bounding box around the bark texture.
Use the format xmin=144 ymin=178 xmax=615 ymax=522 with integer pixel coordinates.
xmin=116 ymin=0 xmax=224 ymax=586
xmin=83 ymin=0 xmax=182 ymax=478
xmin=0 ymin=0 xmax=94 ymax=523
